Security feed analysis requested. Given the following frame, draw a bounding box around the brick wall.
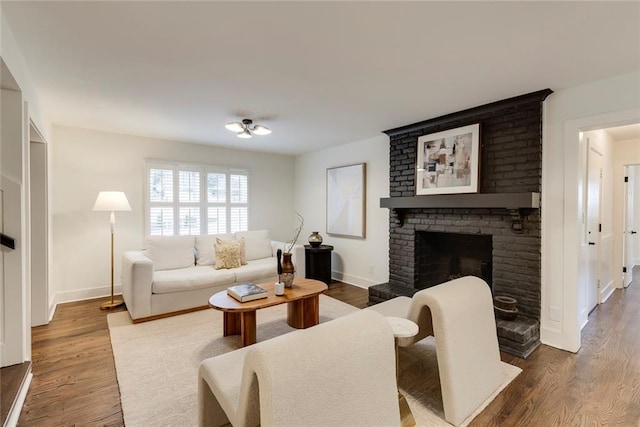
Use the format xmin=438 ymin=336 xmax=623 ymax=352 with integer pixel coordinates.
xmin=384 ymin=90 xmax=551 ymax=320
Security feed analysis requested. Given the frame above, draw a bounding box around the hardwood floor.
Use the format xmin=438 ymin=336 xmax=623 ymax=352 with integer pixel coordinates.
xmin=19 ymin=298 xmax=126 ymax=426
xmin=473 ymin=271 xmax=640 ymax=426
xmin=18 ymin=279 xmax=640 ymax=426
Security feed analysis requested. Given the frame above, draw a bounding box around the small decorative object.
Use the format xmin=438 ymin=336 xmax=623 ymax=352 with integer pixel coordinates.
xmin=493 ymin=295 xmax=517 ymax=310
xmin=493 ymin=295 xmax=518 ymax=320
xmin=308 ymin=231 xmax=323 ymax=247
xmin=275 ymin=282 xmax=285 ymax=296
xmin=276 ymin=248 xmax=283 ymax=282
xmin=416 ymin=123 xmax=480 ymax=195
xmin=282 ymin=212 xmax=304 ymax=288
xmin=281 ymin=253 xmax=295 ymax=288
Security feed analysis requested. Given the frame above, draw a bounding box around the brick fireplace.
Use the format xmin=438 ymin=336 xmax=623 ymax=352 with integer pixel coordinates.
xmin=369 ymin=89 xmax=552 ymax=358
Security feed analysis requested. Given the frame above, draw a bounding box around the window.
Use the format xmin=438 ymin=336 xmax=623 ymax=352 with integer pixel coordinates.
xmin=146 ymin=161 xmax=249 ymax=236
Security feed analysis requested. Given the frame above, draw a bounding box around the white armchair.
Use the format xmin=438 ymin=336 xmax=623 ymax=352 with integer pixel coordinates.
xmin=367 ymin=276 xmax=503 ymax=426
xmin=198 ymin=310 xmax=400 ymax=426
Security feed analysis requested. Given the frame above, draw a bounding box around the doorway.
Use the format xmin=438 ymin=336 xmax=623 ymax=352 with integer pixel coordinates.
xmin=578 ymin=122 xmax=640 ymax=331
xmin=623 ymin=164 xmax=640 ymax=287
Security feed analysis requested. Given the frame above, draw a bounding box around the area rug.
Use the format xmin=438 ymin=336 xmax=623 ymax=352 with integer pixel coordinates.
xmin=108 ymin=295 xmax=521 ymax=426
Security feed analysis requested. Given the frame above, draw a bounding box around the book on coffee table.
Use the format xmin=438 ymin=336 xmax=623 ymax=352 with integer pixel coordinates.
xmin=227 ymin=283 xmax=268 ymax=302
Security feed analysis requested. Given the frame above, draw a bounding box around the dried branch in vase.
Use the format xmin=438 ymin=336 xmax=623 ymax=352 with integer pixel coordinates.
xmin=284 ymin=212 xmax=304 ymax=253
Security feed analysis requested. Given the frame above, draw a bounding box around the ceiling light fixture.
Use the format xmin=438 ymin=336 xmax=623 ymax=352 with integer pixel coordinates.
xmin=225 ymin=118 xmax=271 ymax=139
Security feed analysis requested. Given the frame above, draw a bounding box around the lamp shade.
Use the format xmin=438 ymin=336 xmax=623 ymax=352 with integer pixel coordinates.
xmin=93 ymin=191 xmax=131 ymax=212
xmin=252 ymin=124 xmax=272 ymax=135
xmin=225 ymin=122 xmax=244 ymax=133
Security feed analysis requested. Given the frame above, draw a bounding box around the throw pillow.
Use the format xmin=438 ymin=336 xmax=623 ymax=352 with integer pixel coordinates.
xmin=236 ymin=230 xmax=273 ymax=261
xmin=144 ymin=236 xmax=195 ymax=271
xmin=195 ymin=233 xmax=234 ymax=266
xmin=214 ymin=238 xmax=243 ymax=269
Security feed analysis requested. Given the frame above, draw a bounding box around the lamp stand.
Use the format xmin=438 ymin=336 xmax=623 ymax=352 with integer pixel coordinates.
xmin=101 ymin=212 xmax=124 ymax=310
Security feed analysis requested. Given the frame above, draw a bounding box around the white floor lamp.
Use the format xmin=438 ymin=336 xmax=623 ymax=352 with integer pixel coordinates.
xmin=93 ymin=191 xmax=131 ymax=310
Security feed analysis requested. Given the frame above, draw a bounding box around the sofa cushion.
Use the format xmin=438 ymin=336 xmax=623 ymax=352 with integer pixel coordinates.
xmin=145 ymin=236 xmax=195 ymax=271
xmin=196 ymin=233 xmax=234 ymax=266
xmin=234 ymin=258 xmax=278 ymax=283
xmin=152 ymin=266 xmax=236 ymax=294
xmin=236 ymin=230 xmax=273 ymax=261
xmin=215 ymin=238 xmax=243 ymax=269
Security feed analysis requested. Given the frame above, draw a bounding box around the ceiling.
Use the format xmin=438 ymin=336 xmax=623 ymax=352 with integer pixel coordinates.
xmin=606 ymin=123 xmax=640 ymax=142
xmin=2 ymin=1 xmax=639 ymax=156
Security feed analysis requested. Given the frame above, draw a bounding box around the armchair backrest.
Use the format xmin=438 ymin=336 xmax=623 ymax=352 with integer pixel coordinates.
xmin=241 ymin=310 xmax=400 ymax=426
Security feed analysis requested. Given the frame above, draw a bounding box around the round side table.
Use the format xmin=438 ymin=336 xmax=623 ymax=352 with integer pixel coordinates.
xmin=386 ymin=316 xmax=418 ymax=427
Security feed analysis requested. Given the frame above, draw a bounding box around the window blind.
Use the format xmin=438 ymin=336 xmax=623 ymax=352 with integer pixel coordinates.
xmin=146 ymin=161 xmax=249 ymax=236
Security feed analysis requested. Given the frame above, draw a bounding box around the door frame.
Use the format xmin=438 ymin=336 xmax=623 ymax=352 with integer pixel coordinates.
xmin=29 ymin=121 xmax=50 ymax=326
xmin=557 ymin=108 xmax=640 ymax=352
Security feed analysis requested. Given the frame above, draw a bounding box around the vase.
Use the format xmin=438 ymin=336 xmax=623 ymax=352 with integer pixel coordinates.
xmin=308 ymin=231 xmax=323 ymax=247
xmin=281 ymin=252 xmax=295 ymax=288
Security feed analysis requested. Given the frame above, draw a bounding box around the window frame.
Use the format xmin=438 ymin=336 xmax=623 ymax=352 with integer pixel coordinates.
xmin=145 ymin=160 xmax=250 ymax=236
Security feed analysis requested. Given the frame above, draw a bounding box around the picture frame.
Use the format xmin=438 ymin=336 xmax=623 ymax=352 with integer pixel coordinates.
xmin=326 ymin=163 xmax=366 ymax=238
xmin=415 ymin=123 xmax=480 ymax=195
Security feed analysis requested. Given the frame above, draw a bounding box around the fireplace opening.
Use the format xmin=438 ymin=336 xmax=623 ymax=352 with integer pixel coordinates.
xmin=416 ymin=231 xmax=492 ymax=289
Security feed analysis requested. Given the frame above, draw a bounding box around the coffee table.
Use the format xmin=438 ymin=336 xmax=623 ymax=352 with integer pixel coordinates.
xmin=209 ymin=278 xmax=328 ymax=346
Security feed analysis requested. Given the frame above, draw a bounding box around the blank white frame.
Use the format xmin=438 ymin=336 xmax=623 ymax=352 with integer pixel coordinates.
xmin=326 ymin=163 xmax=366 ymax=238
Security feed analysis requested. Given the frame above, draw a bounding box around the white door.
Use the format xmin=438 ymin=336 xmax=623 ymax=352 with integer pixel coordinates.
xmin=586 ymin=145 xmax=602 ymax=311
xmin=0 ymin=190 xmax=4 ymax=367
xmin=624 ymin=165 xmax=640 ymax=287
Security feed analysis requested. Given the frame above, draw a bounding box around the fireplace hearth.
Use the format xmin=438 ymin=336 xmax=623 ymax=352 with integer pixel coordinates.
xmin=368 ymin=89 xmax=552 ymax=358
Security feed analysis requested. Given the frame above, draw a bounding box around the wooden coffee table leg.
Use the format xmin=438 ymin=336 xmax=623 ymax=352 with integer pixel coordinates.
xmin=223 ymin=312 xmax=241 ymax=336
xmin=241 ymin=311 xmax=257 ymax=346
xmin=287 ymin=295 xmax=320 ymax=329
xmin=304 ymin=295 xmax=320 ymax=327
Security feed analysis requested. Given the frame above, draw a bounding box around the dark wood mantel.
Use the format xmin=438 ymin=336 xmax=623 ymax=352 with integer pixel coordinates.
xmin=380 ymin=192 xmax=540 ymax=210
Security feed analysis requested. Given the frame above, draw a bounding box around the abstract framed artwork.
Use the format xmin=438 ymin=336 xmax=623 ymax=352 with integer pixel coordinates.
xmin=326 ymin=163 xmax=366 ymax=238
xmin=416 ymin=123 xmax=480 ymax=195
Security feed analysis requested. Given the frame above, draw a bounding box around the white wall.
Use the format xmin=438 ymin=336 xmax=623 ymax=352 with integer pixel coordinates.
xmin=295 ymin=134 xmax=389 ymax=288
xmin=542 ymin=70 xmax=640 ymax=352
xmin=51 ymin=126 xmax=296 ymax=305
xmin=613 ymin=138 xmax=640 ymax=287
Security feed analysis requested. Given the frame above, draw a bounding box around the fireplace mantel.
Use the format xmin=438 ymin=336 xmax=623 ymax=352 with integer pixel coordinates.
xmin=380 ymin=192 xmax=540 ymax=210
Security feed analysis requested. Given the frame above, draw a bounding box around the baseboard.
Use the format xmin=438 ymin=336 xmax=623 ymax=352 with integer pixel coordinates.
xmin=5 ymin=371 xmax=32 ymax=427
xmin=540 ymin=326 xmax=580 ymax=353
xmin=580 ymin=316 xmax=589 ymax=331
xmin=52 ymin=284 xmax=123 ymax=306
xmin=330 ymin=271 xmax=374 ymax=288
xmin=48 ymin=301 xmax=57 ymax=323
xmin=599 ymin=280 xmax=615 ymax=303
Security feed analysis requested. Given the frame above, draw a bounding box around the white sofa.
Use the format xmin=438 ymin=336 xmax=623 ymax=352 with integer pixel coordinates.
xmin=121 ymin=230 xmax=306 ymax=322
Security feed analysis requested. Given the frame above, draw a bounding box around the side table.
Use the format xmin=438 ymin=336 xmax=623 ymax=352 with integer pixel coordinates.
xmin=304 ymin=244 xmax=333 ymax=285
xmin=386 ymin=316 xmax=419 ymax=427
